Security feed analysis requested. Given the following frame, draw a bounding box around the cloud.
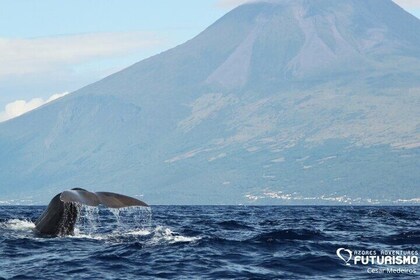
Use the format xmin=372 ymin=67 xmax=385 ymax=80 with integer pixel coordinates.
xmin=215 ymin=0 xmax=253 ymax=9
xmin=0 ymin=32 xmax=162 ymax=77
xmin=394 ymin=0 xmax=420 ymax=8
xmin=0 ymin=92 xmax=68 ymax=122
xmin=215 ymin=0 xmax=420 ymax=10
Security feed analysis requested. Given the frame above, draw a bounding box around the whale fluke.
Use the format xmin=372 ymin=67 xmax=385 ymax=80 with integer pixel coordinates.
xmin=60 ymin=189 xmax=100 ymax=207
xmin=95 ymin=192 xmax=149 ymax=208
xmin=60 ymin=189 xmax=148 ymax=208
xmin=35 ymin=188 xmax=148 ymax=236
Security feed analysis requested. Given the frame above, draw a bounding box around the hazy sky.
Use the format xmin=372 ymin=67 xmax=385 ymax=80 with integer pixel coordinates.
xmin=0 ymin=0 xmax=419 ymax=121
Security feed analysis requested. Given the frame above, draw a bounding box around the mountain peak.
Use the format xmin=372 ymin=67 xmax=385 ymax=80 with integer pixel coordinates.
xmin=201 ymin=0 xmax=420 ymax=89
xmin=81 ymin=0 xmax=420 ymax=96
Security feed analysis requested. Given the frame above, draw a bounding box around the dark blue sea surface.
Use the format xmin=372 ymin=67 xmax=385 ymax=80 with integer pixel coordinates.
xmin=0 ymin=206 xmax=418 ymax=279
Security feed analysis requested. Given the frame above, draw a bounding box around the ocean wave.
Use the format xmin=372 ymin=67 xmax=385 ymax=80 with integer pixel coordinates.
xmin=1 ymin=206 xmax=418 ymax=279
xmin=70 ymin=225 xmax=201 ymax=245
xmin=384 ymin=230 xmax=420 ymax=245
xmin=0 ymin=217 xmax=200 ymax=246
xmin=250 ymin=229 xmax=326 ymax=243
xmin=216 ymin=220 xmax=253 ymax=230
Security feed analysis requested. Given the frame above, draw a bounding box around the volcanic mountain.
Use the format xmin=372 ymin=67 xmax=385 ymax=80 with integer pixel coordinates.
xmin=1 ymin=0 xmax=419 ymax=204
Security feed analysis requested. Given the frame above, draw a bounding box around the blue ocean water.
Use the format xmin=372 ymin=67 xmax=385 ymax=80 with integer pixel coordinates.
xmin=0 ymin=206 xmax=418 ymax=279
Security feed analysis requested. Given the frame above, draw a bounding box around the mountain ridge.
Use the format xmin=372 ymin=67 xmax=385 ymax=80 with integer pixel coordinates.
xmin=0 ymin=0 xmax=419 ymax=204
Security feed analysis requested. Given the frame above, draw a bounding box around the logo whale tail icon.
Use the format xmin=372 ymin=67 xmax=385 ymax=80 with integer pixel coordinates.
xmin=336 ymin=248 xmax=352 ymax=266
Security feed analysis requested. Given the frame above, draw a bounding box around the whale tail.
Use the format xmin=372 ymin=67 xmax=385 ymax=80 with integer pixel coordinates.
xmin=60 ymin=189 xmax=148 ymax=208
xmin=35 ymin=188 xmax=148 ymax=236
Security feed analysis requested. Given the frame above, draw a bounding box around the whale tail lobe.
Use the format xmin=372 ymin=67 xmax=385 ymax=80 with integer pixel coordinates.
xmin=60 ymin=189 xmax=148 ymax=208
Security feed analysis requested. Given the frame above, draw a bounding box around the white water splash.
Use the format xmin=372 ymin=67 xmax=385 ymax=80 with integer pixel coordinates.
xmin=126 ymin=229 xmax=152 ymax=236
xmin=73 ymin=207 xmax=200 ymax=244
xmin=2 ymin=207 xmax=200 ymax=245
xmin=70 ymin=225 xmax=200 ymax=245
xmin=150 ymin=226 xmax=201 ymax=244
xmin=2 ymin=219 xmax=35 ymax=231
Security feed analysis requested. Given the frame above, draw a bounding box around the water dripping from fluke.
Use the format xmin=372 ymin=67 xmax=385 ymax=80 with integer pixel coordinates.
xmin=72 ymin=205 xmax=153 ymax=240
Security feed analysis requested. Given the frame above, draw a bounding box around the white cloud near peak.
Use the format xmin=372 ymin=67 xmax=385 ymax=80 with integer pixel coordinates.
xmin=215 ymin=0 xmax=420 ymax=10
xmin=0 ymin=32 xmax=162 ymax=77
xmin=215 ymin=0 xmax=252 ymax=9
xmin=0 ymin=92 xmax=68 ymax=122
xmin=394 ymin=0 xmax=420 ymax=9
